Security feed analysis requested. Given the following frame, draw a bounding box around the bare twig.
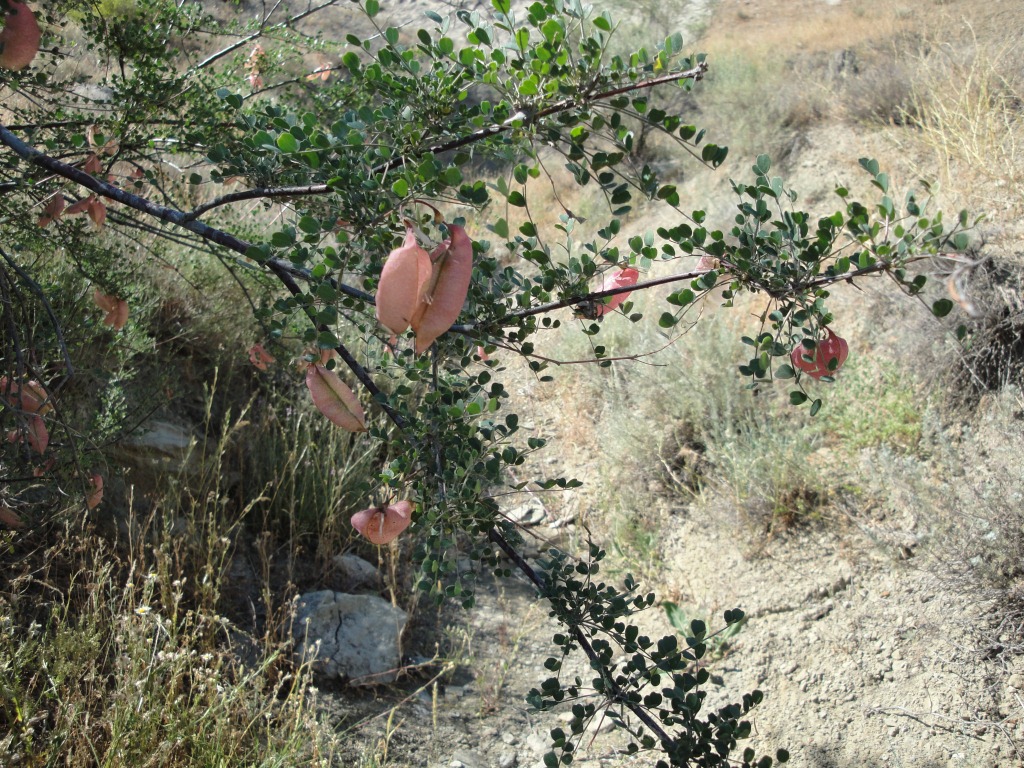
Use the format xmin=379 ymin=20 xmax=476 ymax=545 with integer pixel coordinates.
xmin=192 ymin=0 xmax=337 ymax=71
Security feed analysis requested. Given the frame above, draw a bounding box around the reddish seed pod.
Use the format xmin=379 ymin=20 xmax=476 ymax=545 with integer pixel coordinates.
xmin=791 ymin=328 xmax=849 ymax=380
xmin=305 ymin=363 xmax=367 ymax=432
xmin=24 ymin=415 xmax=48 ymax=454
xmin=412 ymin=224 xmax=474 ymax=354
xmin=37 ymin=194 xmax=65 ymax=228
xmin=0 ymin=376 xmax=52 ymax=415
xmin=0 ymin=504 xmax=24 ymax=529
xmin=351 ymin=500 xmax=413 ymax=545
xmin=376 ymin=221 xmax=432 ymax=336
xmin=248 ymin=344 xmax=275 ymax=371
xmin=86 ymin=474 xmax=104 ymax=510
xmin=595 ymin=267 xmax=640 ymax=316
xmin=0 ymin=2 xmax=41 ymax=71
xmin=93 ymin=289 xmax=128 ymax=330
xmin=0 ymin=376 xmax=50 ymax=454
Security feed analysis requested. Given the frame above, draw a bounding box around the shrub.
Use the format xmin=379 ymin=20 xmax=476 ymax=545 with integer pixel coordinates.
xmin=0 ymin=1 xmax=974 ymax=765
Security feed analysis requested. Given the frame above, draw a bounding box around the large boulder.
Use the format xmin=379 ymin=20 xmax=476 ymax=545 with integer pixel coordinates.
xmin=330 ymin=553 xmax=379 ymax=591
xmin=293 ymin=591 xmax=407 ymax=684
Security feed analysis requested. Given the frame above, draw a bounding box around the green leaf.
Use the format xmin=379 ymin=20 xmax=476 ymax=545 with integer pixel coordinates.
xmin=667 ymin=289 xmax=694 ymax=307
xmin=317 ymin=330 xmax=340 ymax=348
xmin=491 ymin=0 xmax=511 ymax=13
xmin=245 ymin=245 xmax=270 ymax=262
xmin=365 ymin=0 xmax=379 ymax=17
xmin=277 ymin=133 xmax=298 ymax=153
xmin=541 ymin=18 xmax=563 ymax=43
xmin=391 ymin=179 xmax=409 ymax=197
xmin=789 ymin=391 xmax=808 ymax=405
xmin=932 ymin=298 xmax=954 ymax=318
xmin=658 ymin=312 xmax=678 ymax=328
xmin=518 ymin=75 xmax=539 ymax=96
xmin=859 ymin=157 xmax=880 ymax=175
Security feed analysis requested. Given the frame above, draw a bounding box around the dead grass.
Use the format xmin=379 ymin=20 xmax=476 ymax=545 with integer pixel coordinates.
xmin=904 ymin=30 xmax=1024 ymax=215
xmin=928 ymin=388 xmax=1024 ymax=649
xmin=0 ymin=493 xmax=340 ymax=768
xmin=701 ymin=0 xmax=905 ymax=56
xmin=682 ymin=0 xmax=910 ymax=159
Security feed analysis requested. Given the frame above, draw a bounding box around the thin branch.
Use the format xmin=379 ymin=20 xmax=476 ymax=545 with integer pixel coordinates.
xmin=497 ymin=326 xmax=688 ymax=367
xmin=0 ymin=124 xmax=373 ymax=305
xmin=261 ymin=259 xmax=409 ymax=432
xmin=455 ymin=269 xmax=709 ymax=332
xmin=181 ymin=61 xmax=708 ymax=221
xmin=486 ymin=527 xmax=675 ymax=750
xmin=0 ymin=247 xmax=75 ymax=381
xmin=192 ymin=0 xmax=337 ymax=71
xmin=767 ymin=257 xmax=927 ymax=296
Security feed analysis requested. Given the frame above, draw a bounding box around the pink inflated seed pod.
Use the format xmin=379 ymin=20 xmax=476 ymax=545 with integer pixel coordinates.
xmin=791 ymin=328 xmax=849 ymax=381
xmin=0 ymin=2 xmax=41 ymax=71
xmin=596 ymin=267 xmax=640 ymax=316
xmin=93 ymin=289 xmax=128 ymax=330
xmin=86 ymin=474 xmax=104 ymax=510
xmin=0 ymin=377 xmax=52 ymax=415
xmin=248 ymin=344 xmax=275 ymax=371
xmin=376 ymin=221 xmax=433 ymax=336
xmin=24 ymin=414 xmax=48 ymax=454
xmin=351 ymin=500 xmax=413 ymax=544
xmin=412 ymin=224 xmax=474 ymax=354
xmin=305 ymin=363 xmax=367 ymax=432
xmin=37 ymin=194 xmax=65 ymax=228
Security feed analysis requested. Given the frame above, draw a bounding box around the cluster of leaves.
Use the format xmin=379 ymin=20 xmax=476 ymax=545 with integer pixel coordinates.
xmin=527 ymin=543 xmax=786 ymax=767
xmin=0 ymin=0 xmax=974 ymax=764
xmin=653 ymin=154 xmax=974 ymax=414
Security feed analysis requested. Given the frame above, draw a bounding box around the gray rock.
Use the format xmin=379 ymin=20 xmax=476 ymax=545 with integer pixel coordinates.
xmin=331 ymin=553 xmax=379 ymax=589
xmin=449 ymin=750 xmax=484 ymax=768
xmin=502 ymin=500 xmax=546 ymax=526
xmin=498 ymin=751 xmax=518 ymax=768
xmin=293 ymin=591 xmax=407 ymax=684
xmin=526 ymin=733 xmax=549 ymax=755
xmin=125 ymin=420 xmax=194 ymax=461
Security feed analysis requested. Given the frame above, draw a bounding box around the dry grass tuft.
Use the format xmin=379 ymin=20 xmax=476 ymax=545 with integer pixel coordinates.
xmin=905 ymin=30 xmax=1024 ymax=214
xmin=948 ymin=257 xmax=1024 ymax=400
xmin=930 ymin=388 xmax=1024 ymax=652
